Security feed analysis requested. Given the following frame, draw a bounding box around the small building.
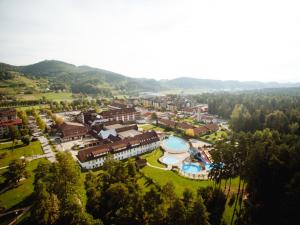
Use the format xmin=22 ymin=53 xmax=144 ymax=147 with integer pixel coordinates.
xmin=136 ymin=157 xmax=147 ymax=168
xmin=57 ymin=122 xmax=88 ymax=142
xmin=0 ymin=108 xmax=22 ymax=137
xmin=77 ymin=131 xmax=160 ymax=169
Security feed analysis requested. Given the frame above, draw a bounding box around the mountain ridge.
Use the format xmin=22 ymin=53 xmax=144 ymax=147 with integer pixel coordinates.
xmin=1 ymin=60 xmax=300 ymax=94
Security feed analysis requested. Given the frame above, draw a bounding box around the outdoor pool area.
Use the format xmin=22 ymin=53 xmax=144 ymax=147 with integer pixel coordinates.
xmin=205 ymin=164 xmax=213 ymax=170
xmin=161 ymin=156 xmax=180 ymax=165
xmin=161 ymin=136 xmax=189 ymax=153
xmin=182 ymin=163 xmax=202 ymax=174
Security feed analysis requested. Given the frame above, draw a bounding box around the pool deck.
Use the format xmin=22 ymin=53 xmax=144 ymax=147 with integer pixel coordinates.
xmin=157 ymin=137 xmax=211 ymax=180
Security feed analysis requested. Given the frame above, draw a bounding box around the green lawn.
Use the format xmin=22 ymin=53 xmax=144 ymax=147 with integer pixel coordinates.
xmin=17 ymin=92 xmax=74 ymax=102
xmin=202 ymin=130 xmax=228 ymax=143
xmin=138 ymin=124 xmax=165 ymax=132
xmin=141 ymin=166 xmax=214 ymax=196
xmin=16 ymin=105 xmax=50 ymax=111
xmin=0 ymin=141 xmax=43 ymax=167
xmin=141 ymin=165 xmax=240 ymax=224
xmin=0 ymin=158 xmax=48 ymax=211
xmin=141 ymin=148 xmax=166 ymax=168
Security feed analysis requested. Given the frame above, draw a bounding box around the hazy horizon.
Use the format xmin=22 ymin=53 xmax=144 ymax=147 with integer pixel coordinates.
xmin=1 ymin=0 xmax=300 ymax=82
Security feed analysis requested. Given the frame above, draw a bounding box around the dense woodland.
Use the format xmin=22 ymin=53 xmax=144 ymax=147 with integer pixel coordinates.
xmin=194 ymin=89 xmax=300 ymax=224
xmin=2 ymin=88 xmax=300 ymax=224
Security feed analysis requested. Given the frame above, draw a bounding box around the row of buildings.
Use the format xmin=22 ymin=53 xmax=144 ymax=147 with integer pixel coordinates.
xmin=0 ymin=108 xmax=22 ymax=137
xmin=53 ymin=107 xmax=161 ymax=169
xmin=158 ymin=118 xmax=219 ymax=137
xmin=141 ymin=96 xmax=195 ymax=111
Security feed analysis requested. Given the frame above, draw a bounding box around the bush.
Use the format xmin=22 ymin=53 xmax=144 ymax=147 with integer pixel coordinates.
xmin=228 ymin=193 xmax=236 ymax=206
xmin=21 ymin=135 xmax=30 ymax=145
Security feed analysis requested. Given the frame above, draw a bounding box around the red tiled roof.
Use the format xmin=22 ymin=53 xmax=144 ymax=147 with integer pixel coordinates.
xmin=205 ymin=124 xmax=219 ymax=131
xmin=193 ymin=126 xmax=210 ymax=135
xmin=158 ymin=118 xmax=176 ymax=128
xmin=100 ymin=108 xmax=137 ymax=117
xmin=0 ymin=108 xmax=16 ymax=117
xmin=77 ymin=131 xmax=159 ymax=163
xmin=176 ymin=122 xmax=194 ymax=130
xmin=0 ymin=118 xmax=22 ymax=126
xmin=59 ymin=122 xmax=88 ymax=139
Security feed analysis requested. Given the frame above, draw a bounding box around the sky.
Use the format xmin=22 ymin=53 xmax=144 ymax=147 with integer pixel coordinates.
xmin=0 ymin=0 xmax=300 ymax=82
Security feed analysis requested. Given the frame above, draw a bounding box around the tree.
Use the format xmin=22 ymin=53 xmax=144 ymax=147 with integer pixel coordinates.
xmin=161 ymin=182 xmax=176 ymax=205
xmin=189 ymin=196 xmax=210 ymax=225
xmin=53 ymin=115 xmax=64 ymax=126
xmin=151 ymin=112 xmax=158 ymax=125
xmin=265 ymin=110 xmax=289 ymax=133
xmin=5 ymin=158 xmax=28 ymax=184
xmin=21 ymin=135 xmax=30 ymax=145
xmin=8 ymin=125 xmax=20 ymax=150
xmin=32 ymin=182 xmax=60 ymax=225
xmin=17 ymin=110 xmax=29 ymax=125
xmin=230 ymin=104 xmax=251 ymax=132
xmin=166 ymin=198 xmax=186 ymax=225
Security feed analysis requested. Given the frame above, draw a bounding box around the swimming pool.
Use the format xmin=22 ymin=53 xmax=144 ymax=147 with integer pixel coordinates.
xmin=182 ymin=163 xmax=202 ymax=174
xmin=205 ymin=164 xmax=213 ymax=170
xmin=161 ymin=156 xmax=179 ymax=165
xmin=162 ymin=136 xmax=189 ymax=153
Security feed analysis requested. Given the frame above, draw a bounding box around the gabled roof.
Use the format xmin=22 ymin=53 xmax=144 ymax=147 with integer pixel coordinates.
xmin=0 ymin=118 xmax=22 ymax=126
xmin=100 ymin=108 xmax=137 ymax=118
xmin=0 ymin=108 xmax=16 ymax=117
xmin=77 ymin=131 xmax=159 ymax=163
xmin=99 ymin=129 xmax=117 ymax=139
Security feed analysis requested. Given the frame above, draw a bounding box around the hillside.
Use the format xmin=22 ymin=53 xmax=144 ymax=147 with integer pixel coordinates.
xmin=1 ymin=60 xmax=300 ymax=96
xmin=1 ymin=60 xmax=162 ymax=96
xmin=160 ymin=77 xmax=300 ymax=91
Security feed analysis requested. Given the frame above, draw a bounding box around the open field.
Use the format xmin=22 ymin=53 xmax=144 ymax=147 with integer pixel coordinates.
xmin=202 ymin=130 xmax=228 ymax=143
xmin=0 ymin=158 xmax=48 ymax=211
xmin=141 ymin=148 xmax=166 ymax=168
xmin=16 ymin=92 xmax=74 ymax=101
xmin=0 ymin=141 xmax=43 ymax=167
xmin=138 ymin=124 xmax=165 ymax=132
xmin=15 ymin=105 xmax=50 ymax=111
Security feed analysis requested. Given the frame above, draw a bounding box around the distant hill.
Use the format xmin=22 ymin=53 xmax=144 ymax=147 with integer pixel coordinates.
xmin=160 ymin=77 xmax=300 ymax=91
xmin=1 ymin=60 xmax=300 ymax=95
xmin=1 ymin=60 xmax=162 ymax=95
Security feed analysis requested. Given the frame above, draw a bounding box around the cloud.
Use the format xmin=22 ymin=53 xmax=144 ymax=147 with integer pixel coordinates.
xmin=0 ymin=0 xmax=299 ymax=82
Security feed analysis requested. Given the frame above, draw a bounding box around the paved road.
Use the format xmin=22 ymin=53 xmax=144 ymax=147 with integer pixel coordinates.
xmin=38 ymin=136 xmax=55 ymax=162
xmin=30 ymin=118 xmax=56 ymax=162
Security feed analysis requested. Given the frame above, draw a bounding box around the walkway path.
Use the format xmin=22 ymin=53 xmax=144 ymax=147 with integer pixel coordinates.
xmin=30 ymin=118 xmax=56 ymax=162
xmin=0 ymin=166 xmax=8 ymax=170
xmin=38 ymin=136 xmax=55 ymax=162
xmin=146 ymin=162 xmax=170 ymax=170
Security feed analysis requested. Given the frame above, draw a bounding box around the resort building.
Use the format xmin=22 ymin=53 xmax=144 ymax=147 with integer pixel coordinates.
xmin=77 ymin=131 xmax=160 ymax=169
xmin=158 ymin=118 xmax=177 ymax=129
xmin=186 ymin=124 xmax=219 ymax=137
xmin=100 ymin=107 xmax=139 ymax=122
xmin=57 ymin=122 xmax=88 ymax=142
xmin=0 ymin=108 xmax=22 ymax=137
xmin=80 ymin=108 xmax=139 ymax=126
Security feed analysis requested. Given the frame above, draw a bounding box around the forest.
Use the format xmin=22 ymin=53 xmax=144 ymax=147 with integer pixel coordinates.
xmin=5 ymin=88 xmax=300 ymax=225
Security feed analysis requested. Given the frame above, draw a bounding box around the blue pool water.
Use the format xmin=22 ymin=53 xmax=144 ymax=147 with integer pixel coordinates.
xmin=162 ymin=136 xmax=189 ymax=153
xmin=205 ymin=164 xmax=213 ymax=170
xmin=182 ymin=163 xmax=202 ymax=174
xmin=162 ymin=156 xmax=179 ymax=164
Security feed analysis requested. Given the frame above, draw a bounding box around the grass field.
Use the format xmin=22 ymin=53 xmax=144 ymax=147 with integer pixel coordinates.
xmin=141 ymin=166 xmax=215 ymax=195
xmin=202 ymin=130 xmax=228 ymax=143
xmin=138 ymin=124 xmax=165 ymax=132
xmin=15 ymin=105 xmax=50 ymax=111
xmin=0 ymin=158 xmax=48 ymax=211
xmin=0 ymin=141 xmax=43 ymax=167
xmin=141 ymin=148 xmax=166 ymax=168
xmin=16 ymin=92 xmax=74 ymax=102
xmin=141 ymin=165 xmax=240 ymax=224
